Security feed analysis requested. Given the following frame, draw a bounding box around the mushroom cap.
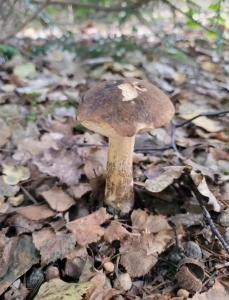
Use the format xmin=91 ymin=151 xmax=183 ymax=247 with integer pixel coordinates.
xmin=78 ymin=78 xmax=175 ymax=137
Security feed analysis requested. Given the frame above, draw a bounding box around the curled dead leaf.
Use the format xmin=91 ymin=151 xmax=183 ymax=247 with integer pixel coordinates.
xmin=191 ymin=171 xmax=220 ymax=212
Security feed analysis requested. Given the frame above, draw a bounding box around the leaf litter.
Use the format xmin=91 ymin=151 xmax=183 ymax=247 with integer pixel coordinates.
xmin=0 ymin=15 xmax=229 ymax=300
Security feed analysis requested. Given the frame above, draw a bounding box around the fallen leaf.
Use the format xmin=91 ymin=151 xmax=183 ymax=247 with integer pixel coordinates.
xmin=131 ymin=209 xmax=172 ymax=234
xmin=88 ymin=273 xmax=119 ymax=300
xmin=104 ymin=221 xmax=130 ymax=243
xmin=191 ymin=280 xmax=228 ymax=300
xmin=169 ymin=213 xmax=203 ymax=227
xmin=54 ymin=106 xmax=76 ymax=118
xmin=3 ymin=281 xmax=29 ymax=300
xmin=34 ymin=278 xmax=93 ymax=300
xmin=0 ymin=234 xmax=39 ymax=295
xmin=67 ymin=208 xmax=112 ymax=246
xmin=191 ymin=171 xmax=221 ymax=212
xmin=69 ymin=183 xmax=92 ymax=199
xmin=2 ymin=164 xmax=30 ymax=185
xmin=17 ymin=204 xmax=56 ymax=221
xmin=33 ymin=147 xmax=83 ymax=186
xmin=0 ymin=177 xmax=19 ymax=197
xmin=8 ymin=194 xmax=24 ymax=207
xmin=144 ymin=166 xmax=185 ymax=193
xmin=15 ymin=132 xmax=61 ymax=161
xmin=13 ymin=62 xmax=37 ymax=78
xmin=178 ymin=102 xmax=223 ymax=133
xmin=120 ymin=234 xmax=161 ymax=277
xmin=120 ymin=210 xmax=173 ymax=277
xmin=32 ymin=228 xmax=76 ymax=264
xmin=41 ymin=187 xmax=75 ymax=212
xmin=6 ymin=214 xmax=42 ymax=234
xmin=0 ymin=119 xmax=11 ymax=146
xmin=192 ymin=116 xmax=224 ymax=133
xmin=83 ymin=147 xmax=107 ymax=179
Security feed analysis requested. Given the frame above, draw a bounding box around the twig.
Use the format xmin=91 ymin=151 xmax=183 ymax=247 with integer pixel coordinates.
xmin=135 ymin=109 xmax=229 ymax=154
xmin=184 ymin=173 xmax=229 ymax=254
xmin=175 ymin=110 xmax=229 ymax=128
xmin=20 ymin=184 xmax=38 ymax=204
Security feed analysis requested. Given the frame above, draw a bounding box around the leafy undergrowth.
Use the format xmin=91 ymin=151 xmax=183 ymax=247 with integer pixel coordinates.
xmin=0 ymin=27 xmax=229 ymax=300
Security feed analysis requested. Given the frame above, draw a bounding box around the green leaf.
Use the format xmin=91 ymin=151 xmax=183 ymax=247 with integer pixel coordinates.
xmin=0 ymin=44 xmax=18 ymax=60
xmin=208 ymin=2 xmax=221 ymax=12
xmin=186 ymin=19 xmax=200 ymax=29
xmin=205 ymin=31 xmax=218 ymax=41
xmin=35 ymin=279 xmax=94 ymax=300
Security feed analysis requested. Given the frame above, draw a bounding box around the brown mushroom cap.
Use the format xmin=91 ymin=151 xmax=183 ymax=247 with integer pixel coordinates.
xmin=78 ymin=78 xmax=175 ymax=137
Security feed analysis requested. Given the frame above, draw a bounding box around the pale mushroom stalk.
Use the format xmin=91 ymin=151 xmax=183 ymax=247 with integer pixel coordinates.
xmin=106 ymin=135 xmax=135 ymax=213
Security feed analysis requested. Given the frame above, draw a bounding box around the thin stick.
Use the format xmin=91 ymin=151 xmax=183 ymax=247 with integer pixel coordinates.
xmin=20 ymin=184 xmax=38 ymax=204
xmin=136 ymin=110 xmax=229 ymax=154
xmin=184 ymin=174 xmax=229 ymax=254
xmin=175 ymin=110 xmax=229 ymax=128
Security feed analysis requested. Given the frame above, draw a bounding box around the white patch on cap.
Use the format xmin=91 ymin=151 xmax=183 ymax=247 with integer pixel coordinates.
xmin=118 ymin=83 xmax=139 ymax=101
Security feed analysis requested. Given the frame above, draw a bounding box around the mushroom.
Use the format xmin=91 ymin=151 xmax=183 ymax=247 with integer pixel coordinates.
xmin=78 ymin=78 xmax=175 ymax=214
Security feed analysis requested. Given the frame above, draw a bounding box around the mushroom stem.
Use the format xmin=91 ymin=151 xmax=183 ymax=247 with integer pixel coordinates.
xmin=105 ymin=135 xmax=135 ymax=214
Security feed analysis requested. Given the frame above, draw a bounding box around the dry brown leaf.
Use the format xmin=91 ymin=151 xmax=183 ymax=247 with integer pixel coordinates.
xmin=41 ymin=187 xmax=75 ymax=212
xmin=69 ymin=183 xmax=92 ymax=199
xmin=7 ymin=214 xmax=42 ymax=234
xmin=67 ymin=208 xmax=112 ymax=246
xmin=120 ymin=210 xmax=173 ymax=277
xmin=33 ymin=146 xmax=83 ymax=186
xmin=191 ymin=281 xmax=228 ymax=300
xmin=120 ymin=234 xmax=158 ymax=277
xmin=88 ymin=273 xmax=119 ymax=300
xmin=120 ymin=230 xmax=172 ymax=277
xmin=0 ymin=234 xmax=39 ymax=295
xmin=131 ymin=209 xmax=172 ymax=234
xmin=15 ymin=132 xmax=60 ymax=160
xmin=32 ymin=228 xmax=76 ymax=264
xmin=83 ymin=147 xmax=107 ymax=179
xmin=144 ymin=166 xmax=185 ymax=193
xmin=104 ymin=221 xmax=130 ymax=243
xmin=169 ymin=213 xmax=203 ymax=227
xmin=17 ymin=204 xmax=56 ymax=221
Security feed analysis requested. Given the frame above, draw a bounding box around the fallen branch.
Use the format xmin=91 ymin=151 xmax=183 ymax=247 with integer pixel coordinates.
xmin=184 ymin=173 xmax=229 ymax=254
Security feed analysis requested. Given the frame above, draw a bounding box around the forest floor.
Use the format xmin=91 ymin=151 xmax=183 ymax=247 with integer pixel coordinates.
xmin=0 ymin=20 xmax=229 ymax=300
